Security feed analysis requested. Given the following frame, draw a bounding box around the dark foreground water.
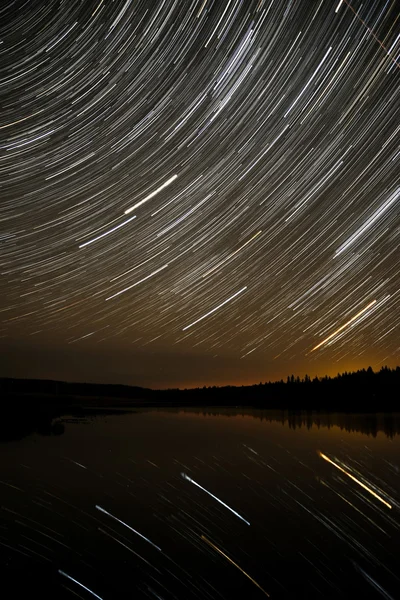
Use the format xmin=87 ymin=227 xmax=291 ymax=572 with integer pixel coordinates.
xmin=1 ymin=408 xmax=400 ymax=599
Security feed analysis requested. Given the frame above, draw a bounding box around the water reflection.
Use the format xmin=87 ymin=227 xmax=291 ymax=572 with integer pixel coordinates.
xmin=169 ymin=408 xmax=400 ymax=438
xmin=2 ymin=405 xmax=400 ymax=443
xmin=1 ymin=408 xmax=399 ymax=598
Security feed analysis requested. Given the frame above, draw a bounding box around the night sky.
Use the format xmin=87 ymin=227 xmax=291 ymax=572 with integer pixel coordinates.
xmin=0 ymin=0 xmax=399 ymax=389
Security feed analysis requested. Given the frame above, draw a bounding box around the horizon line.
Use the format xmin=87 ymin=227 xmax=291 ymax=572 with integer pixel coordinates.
xmin=1 ymin=364 xmax=398 ymax=393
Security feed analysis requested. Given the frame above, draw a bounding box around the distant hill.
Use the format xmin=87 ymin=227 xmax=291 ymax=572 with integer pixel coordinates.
xmin=0 ymin=377 xmax=152 ymax=402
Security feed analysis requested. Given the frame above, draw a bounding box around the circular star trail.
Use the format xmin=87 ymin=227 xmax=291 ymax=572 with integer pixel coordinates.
xmin=0 ymin=0 xmax=399 ymax=386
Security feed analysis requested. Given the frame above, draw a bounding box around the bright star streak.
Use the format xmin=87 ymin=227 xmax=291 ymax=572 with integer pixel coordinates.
xmin=0 ymin=110 xmax=43 ymax=129
xmin=310 ymin=300 xmax=377 ymax=352
xmin=181 ymin=472 xmax=250 ymax=525
xmin=105 ymin=264 xmax=169 ymax=300
xmin=355 ymin=564 xmax=396 ymax=600
xmin=335 ymin=188 xmax=399 ymax=256
xmin=335 ymin=0 xmax=344 ymax=13
xmin=182 ymin=287 xmax=247 ymax=331
xmin=79 ymin=215 xmax=136 ymax=248
xmin=58 ymin=570 xmax=103 ymax=600
xmin=319 ymin=452 xmax=392 ymax=509
xmin=95 ymin=505 xmax=162 ymax=550
xmin=124 ymin=175 xmax=178 ymax=214
xmin=201 ymin=536 xmax=270 ymax=597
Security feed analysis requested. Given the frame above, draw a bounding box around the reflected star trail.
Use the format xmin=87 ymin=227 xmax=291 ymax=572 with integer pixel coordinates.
xmin=0 ymin=0 xmax=398 ymax=387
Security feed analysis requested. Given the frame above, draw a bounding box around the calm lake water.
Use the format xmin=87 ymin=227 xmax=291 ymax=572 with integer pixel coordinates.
xmin=1 ymin=408 xmax=399 ymax=599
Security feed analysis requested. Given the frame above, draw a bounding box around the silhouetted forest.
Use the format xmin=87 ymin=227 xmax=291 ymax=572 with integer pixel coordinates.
xmin=1 ymin=365 xmax=399 ymax=412
xmin=171 ymin=365 xmax=400 ymax=411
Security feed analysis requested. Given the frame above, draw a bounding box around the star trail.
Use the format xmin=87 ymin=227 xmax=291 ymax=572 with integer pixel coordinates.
xmin=0 ymin=0 xmax=398 ymax=387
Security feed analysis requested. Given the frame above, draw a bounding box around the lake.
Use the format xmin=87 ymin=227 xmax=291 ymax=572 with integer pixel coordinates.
xmin=1 ymin=408 xmax=399 ymax=599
